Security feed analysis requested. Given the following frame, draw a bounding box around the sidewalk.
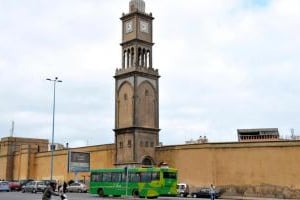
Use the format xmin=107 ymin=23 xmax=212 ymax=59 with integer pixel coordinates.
xmin=222 ymin=196 xmax=295 ymax=200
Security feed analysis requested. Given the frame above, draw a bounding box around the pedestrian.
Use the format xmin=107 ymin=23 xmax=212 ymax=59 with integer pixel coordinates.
xmin=42 ymin=181 xmax=60 ymax=200
xmin=63 ymin=181 xmax=67 ymax=193
xmin=57 ymin=181 xmax=62 ymax=192
xmin=209 ymin=184 xmax=216 ymax=200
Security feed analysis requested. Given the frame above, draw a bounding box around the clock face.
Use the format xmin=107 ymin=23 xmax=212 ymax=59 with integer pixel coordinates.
xmin=125 ymin=20 xmax=133 ymax=33
xmin=140 ymin=20 xmax=149 ymax=33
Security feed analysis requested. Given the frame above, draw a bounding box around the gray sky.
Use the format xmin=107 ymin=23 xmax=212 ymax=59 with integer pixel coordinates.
xmin=0 ymin=0 xmax=300 ymax=147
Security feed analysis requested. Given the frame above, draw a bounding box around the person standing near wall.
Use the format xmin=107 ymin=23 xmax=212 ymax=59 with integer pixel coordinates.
xmin=210 ymin=184 xmax=216 ymax=200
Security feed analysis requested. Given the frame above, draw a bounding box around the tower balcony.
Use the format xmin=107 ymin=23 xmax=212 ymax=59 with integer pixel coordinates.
xmin=115 ymin=65 xmax=159 ymax=76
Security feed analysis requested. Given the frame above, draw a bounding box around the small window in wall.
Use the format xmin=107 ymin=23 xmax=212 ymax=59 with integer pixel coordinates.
xmin=140 ymin=141 xmax=144 ymax=147
xmin=150 ymin=141 xmax=154 ymax=147
xmin=119 ymin=142 xmax=123 ymax=149
xmin=145 ymin=141 xmax=149 ymax=147
xmin=128 ymin=140 xmax=132 ymax=148
xmin=124 ymin=93 xmax=128 ymax=100
xmin=145 ymin=89 xmax=149 ymax=96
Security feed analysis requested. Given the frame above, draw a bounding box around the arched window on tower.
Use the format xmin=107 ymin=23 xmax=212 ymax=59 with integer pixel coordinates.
xmin=127 ymin=48 xmax=130 ymax=68
xmin=138 ymin=48 xmax=142 ymax=66
xmin=144 ymin=48 xmax=147 ymax=67
xmin=146 ymin=50 xmax=150 ymax=68
xmin=142 ymin=48 xmax=146 ymax=67
xmin=123 ymin=50 xmax=127 ymax=68
xmin=128 ymin=140 xmax=132 ymax=148
xmin=131 ymin=47 xmax=134 ymax=67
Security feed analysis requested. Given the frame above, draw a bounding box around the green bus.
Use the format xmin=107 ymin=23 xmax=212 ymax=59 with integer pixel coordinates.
xmin=89 ymin=167 xmax=177 ymax=198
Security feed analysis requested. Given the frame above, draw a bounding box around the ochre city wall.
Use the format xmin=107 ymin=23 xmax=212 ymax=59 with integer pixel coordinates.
xmin=156 ymin=141 xmax=300 ymax=190
xmin=0 ymin=156 xmax=7 ymax=180
xmin=3 ymin=139 xmax=300 ymax=198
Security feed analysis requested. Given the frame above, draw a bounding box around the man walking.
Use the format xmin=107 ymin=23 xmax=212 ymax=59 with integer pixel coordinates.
xmin=42 ymin=181 xmax=60 ymax=200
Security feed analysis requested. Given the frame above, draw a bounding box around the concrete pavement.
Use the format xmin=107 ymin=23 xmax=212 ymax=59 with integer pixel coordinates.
xmin=222 ymin=196 xmax=295 ymax=200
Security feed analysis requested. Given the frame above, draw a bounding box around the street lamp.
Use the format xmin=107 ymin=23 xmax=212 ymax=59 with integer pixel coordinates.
xmin=46 ymin=77 xmax=62 ymax=181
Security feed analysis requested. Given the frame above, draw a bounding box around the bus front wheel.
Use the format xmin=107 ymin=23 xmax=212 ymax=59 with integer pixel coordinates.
xmin=132 ymin=189 xmax=139 ymax=197
xmin=98 ymin=188 xmax=104 ymax=197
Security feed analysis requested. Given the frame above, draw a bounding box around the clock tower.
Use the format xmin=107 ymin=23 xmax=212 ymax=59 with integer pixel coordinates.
xmin=114 ymin=0 xmax=160 ymax=167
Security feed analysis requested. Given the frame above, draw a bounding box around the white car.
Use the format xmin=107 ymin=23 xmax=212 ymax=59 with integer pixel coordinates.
xmin=22 ymin=181 xmax=47 ymax=193
xmin=0 ymin=181 xmax=10 ymax=192
xmin=177 ymin=183 xmax=189 ymax=197
xmin=66 ymin=182 xmax=88 ymax=193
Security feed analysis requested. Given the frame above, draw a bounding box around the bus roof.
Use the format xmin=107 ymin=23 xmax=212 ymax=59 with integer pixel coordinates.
xmin=90 ymin=167 xmax=177 ymax=173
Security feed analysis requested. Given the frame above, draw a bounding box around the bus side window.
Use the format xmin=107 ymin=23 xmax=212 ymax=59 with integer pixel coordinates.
xmin=122 ymin=172 xmax=127 ymax=182
xmin=92 ymin=172 xmax=102 ymax=182
xmin=129 ymin=172 xmax=140 ymax=182
xmin=112 ymin=172 xmax=122 ymax=182
xmin=163 ymin=172 xmax=177 ymax=179
xmin=152 ymin=172 xmax=160 ymax=181
xmin=103 ymin=172 xmax=112 ymax=182
xmin=141 ymin=172 xmax=151 ymax=182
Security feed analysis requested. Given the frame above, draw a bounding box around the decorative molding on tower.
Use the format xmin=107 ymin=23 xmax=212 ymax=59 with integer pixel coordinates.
xmin=115 ymin=65 xmax=159 ymax=76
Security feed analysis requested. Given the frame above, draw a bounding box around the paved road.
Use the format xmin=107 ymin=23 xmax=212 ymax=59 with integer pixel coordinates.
xmin=0 ymin=191 xmax=211 ymax=200
xmin=1 ymin=192 xmax=291 ymax=200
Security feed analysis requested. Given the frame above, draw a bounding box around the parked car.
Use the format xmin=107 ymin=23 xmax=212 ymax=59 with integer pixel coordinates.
xmin=19 ymin=179 xmax=34 ymax=187
xmin=0 ymin=181 xmax=10 ymax=192
xmin=177 ymin=183 xmax=190 ymax=197
xmin=22 ymin=181 xmax=47 ymax=193
xmin=9 ymin=181 xmax=22 ymax=191
xmin=42 ymin=179 xmax=57 ymax=186
xmin=66 ymin=182 xmax=88 ymax=193
xmin=191 ymin=187 xmax=220 ymax=198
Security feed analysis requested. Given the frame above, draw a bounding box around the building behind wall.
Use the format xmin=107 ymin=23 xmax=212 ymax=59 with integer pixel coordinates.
xmin=237 ymin=128 xmax=280 ymax=142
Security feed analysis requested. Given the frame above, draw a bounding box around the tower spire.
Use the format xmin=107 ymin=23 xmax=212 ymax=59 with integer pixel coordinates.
xmin=129 ymin=0 xmax=145 ymax=13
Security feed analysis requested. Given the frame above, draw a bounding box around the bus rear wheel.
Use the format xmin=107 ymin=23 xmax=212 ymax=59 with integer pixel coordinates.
xmin=98 ymin=188 xmax=104 ymax=197
xmin=132 ymin=189 xmax=139 ymax=197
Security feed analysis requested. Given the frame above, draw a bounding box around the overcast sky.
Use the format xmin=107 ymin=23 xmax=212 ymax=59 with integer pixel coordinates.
xmin=0 ymin=0 xmax=299 ymax=148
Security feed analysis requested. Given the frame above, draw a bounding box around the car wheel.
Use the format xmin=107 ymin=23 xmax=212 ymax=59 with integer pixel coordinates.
xmin=22 ymin=188 xmax=25 ymax=193
xmin=193 ymin=194 xmax=197 ymax=198
xmin=78 ymin=189 xmax=82 ymax=193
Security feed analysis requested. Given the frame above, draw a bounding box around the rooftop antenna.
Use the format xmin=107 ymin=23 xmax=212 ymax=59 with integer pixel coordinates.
xmin=291 ymin=128 xmax=295 ymax=139
xmin=10 ymin=120 xmax=15 ymax=137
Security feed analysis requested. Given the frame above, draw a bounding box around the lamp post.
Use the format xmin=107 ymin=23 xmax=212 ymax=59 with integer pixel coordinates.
xmin=46 ymin=77 xmax=62 ymax=181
